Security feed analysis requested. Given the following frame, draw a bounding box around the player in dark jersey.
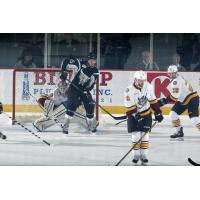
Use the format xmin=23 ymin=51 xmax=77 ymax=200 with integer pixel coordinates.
xmin=0 ymin=102 xmax=7 ymax=140
xmin=60 ymin=52 xmax=99 ymax=134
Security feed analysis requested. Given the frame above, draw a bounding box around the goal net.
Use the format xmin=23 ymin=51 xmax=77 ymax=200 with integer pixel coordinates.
xmin=12 ymin=68 xmax=99 ymax=124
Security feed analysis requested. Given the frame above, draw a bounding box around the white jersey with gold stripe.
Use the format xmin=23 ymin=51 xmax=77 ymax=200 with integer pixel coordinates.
xmin=169 ymin=75 xmax=198 ymax=105
xmin=125 ymin=81 xmax=157 ymax=117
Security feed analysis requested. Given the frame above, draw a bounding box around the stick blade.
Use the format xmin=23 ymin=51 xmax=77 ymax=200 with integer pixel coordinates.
xmin=188 ymin=158 xmax=200 ymax=166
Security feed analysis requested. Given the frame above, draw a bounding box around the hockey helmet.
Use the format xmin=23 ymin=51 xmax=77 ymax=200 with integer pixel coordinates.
xmin=134 ymin=71 xmax=147 ymax=89
xmin=168 ymin=65 xmax=178 ymax=73
xmin=167 ymin=65 xmax=178 ymax=79
xmin=57 ymin=80 xmax=68 ymax=94
xmin=134 ymin=70 xmax=147 ymax=81
xmin=87 ymin=52 xmax=97 ymax=60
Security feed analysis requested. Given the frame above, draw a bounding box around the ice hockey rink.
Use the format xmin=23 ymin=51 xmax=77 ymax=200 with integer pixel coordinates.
xmin=0 ymin=113 xmax=199 ymax=166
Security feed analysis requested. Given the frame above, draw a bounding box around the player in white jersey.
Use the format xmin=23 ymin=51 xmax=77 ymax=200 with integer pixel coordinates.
xmin=158 ymin=65 xmax=200 ymax=140
xmin=33 ymin=81 xmax=69 ymax=131
xmin=125 ymin=71 xmax=163 ymax=165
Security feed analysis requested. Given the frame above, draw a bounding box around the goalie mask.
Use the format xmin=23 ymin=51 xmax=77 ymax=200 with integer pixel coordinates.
xmin=133 ymin=70 xmax=147 ymax=89
xmin=167 ymin=65 xmax=178 ymax=79
xmin=57 ymin=81 xmax=68 ymax=95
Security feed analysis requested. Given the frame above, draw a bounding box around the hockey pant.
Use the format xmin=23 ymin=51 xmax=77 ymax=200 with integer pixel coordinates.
xmin=170 ymin=96 xmax=200 ymax=131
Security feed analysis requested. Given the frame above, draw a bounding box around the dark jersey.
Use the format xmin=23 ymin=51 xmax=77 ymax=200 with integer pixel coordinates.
xmin=61 ymin=58 xmax=99 ymax=91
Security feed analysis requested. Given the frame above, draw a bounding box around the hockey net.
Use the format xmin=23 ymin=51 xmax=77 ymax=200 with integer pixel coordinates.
xmin=12 ymin=68 xmax=99 ymax=124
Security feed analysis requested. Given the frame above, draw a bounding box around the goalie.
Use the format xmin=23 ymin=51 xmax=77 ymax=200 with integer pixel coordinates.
xmin=33 ymin=80 xmax=69 ymax=131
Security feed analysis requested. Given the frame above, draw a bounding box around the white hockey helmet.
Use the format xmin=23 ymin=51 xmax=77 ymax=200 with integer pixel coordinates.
xmin=134 ymin=70 xmax=147 ymax=81
xmin=168 ymin=65 xmax=178 ymax=73
xmin=57 ymin=80 xmax=68 ymax=94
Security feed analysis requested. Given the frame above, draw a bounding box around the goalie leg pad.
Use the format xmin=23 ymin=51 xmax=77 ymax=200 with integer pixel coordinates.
xmin=50 ymin=104 xmax=66 ymax=122
xmin=33 ymin=116 xmax=55 ymax=131
xmin=44 ymin=99 xmax=54 ymax=116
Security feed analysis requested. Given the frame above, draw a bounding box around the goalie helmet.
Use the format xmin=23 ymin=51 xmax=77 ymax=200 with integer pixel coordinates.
xmin=133 ymin=71 xmax=147 ymax=89
xmin=57 ymin=81 xmax=68 ymax=95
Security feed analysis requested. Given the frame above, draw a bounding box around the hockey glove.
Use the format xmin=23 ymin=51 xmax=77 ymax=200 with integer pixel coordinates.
xmin=0 ymin=102 xmax=3 ymax=114
xmin=157 ymin=98 xmax=167 ymax=107
xmin=154 ymin=113 xmax=164 ymax=122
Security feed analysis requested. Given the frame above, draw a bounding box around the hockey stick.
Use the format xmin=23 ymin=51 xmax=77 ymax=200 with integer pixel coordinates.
xmin=115 ymin=121 xmax=157 ymax=166
xmin=188 ymin=158 xmax=200 ymax=166
xmin=3 ymin=112 xmax=51 ymax=146
xmin=65 ymin=78 xmax=127 ymax=120
xmin=115 ymin=119 xmax=127 ymax=126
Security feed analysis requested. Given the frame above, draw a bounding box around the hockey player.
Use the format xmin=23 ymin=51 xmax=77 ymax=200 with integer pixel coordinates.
xmin=0 ymin=102 xmax=7 ymax=140
xmin=158 ymin=65 xmax=200 ymax=140
xmin=60 ymin=52 xmax=99 ymax=134
xmin=33 ymin=80 xmax=69 ymax=131
xmin=125 ymin=70 xmax=163 ymax=165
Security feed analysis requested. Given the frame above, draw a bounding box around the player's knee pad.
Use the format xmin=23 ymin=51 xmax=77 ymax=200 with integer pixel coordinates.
xmin=190 ymin=117 xmax=200 ymax=129
xmin=131 ymin=132 xmax=141 ymax=150
xmin=86 ymin=112 xmax=94 ymax=119
xmin=169 ymin=111 xmax=179 ymax=121
xmin=169 ymin=111 xmax=181 ymax=127
xmin=141 ymin=132 xmax=149 ymax=150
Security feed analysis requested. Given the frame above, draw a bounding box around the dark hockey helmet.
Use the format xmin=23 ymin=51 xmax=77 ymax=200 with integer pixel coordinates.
xmin=87 ymin=52 xmax=97 ymax=60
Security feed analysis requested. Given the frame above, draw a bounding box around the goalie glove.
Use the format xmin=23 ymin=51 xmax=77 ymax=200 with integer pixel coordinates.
xmin=0 ymin=102 xmax=3 ymax=114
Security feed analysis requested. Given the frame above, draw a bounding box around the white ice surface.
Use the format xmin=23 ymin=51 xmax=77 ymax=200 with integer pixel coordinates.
xmin=0 ymin=113 xmax=200 ymax=166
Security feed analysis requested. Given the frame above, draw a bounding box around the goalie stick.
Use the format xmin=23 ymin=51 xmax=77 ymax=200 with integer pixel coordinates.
xmin=3 ymin=112 xmax=51 ymax=146
xmin=65 ymin=78 xmax=127 ymax=120
xmin=115 ymin=121 xmax=157 ymax=166
xmin=188 ymin=158 xmax=200 ymax=166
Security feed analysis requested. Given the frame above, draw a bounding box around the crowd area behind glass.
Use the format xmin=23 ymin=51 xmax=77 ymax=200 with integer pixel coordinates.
xmin=0 ymin=33 xmax=200 ymax=71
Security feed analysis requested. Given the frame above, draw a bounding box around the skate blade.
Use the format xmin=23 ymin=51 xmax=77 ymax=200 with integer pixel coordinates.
xmin=170 ymin=137 xmax=184 ymax=141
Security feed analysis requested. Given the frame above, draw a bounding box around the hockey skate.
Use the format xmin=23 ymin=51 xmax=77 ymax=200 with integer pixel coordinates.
xmin=62 ymin=116 xmax=70 ymax=135
xmin=170 ymin=127 xmax=184 ymax=141
xmin=0 ymin=132 xmax=6 ymax=140
xmin=141 ymin=158 xmax=148 ymax=166
xmin=87 ymin=118 xmax=99 ymax=133
xmin=132 ymin=155 xmax=140 ymax=166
